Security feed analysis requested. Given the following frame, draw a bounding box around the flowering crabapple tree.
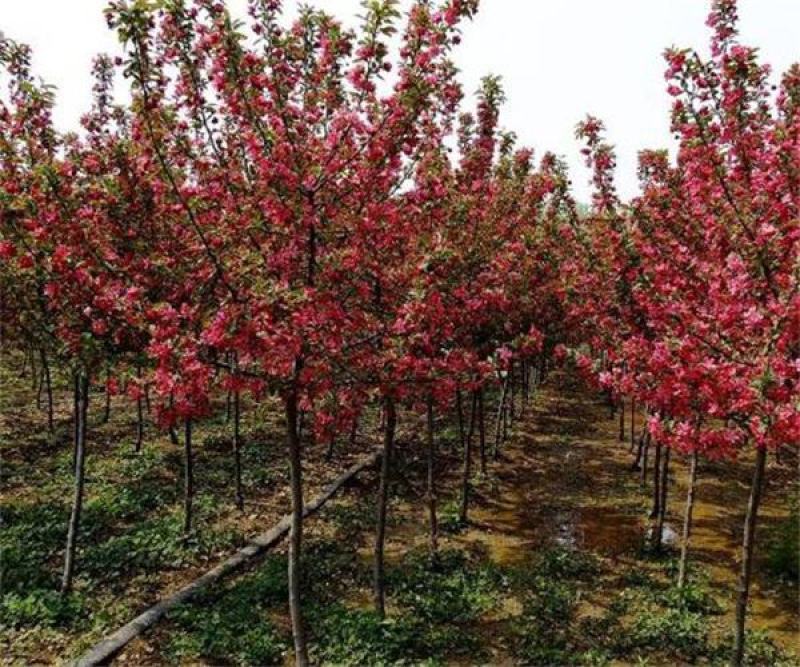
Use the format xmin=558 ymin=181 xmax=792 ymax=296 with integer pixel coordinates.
xmin=104 ymin=0 xmax=479 ymax=662
xmin=566 ymin=2 xmax=798 ymax=662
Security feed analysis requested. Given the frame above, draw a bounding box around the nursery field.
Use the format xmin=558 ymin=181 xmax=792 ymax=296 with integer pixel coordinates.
xmin=2 ymin=359 xmax=797 ymax=665
xmin=1 ymin=0 xmax=798 ymax=665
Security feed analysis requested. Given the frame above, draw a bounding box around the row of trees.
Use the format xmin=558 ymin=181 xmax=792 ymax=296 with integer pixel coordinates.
xmin=1 ymin=1 xmax=796 ymax=665
xmin=562 ymin=2 xmax=799 ymax=664
xmin=1 ymin=1 xmax=567 ymax=663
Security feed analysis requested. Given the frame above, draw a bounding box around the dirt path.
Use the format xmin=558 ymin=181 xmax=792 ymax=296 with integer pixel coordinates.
xmin=375 ymin=371 xmax=798 ymax=661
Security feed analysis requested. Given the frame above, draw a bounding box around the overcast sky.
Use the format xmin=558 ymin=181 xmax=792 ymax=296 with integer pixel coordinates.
xmin=2 ymin=1 xmax=799 ymax=201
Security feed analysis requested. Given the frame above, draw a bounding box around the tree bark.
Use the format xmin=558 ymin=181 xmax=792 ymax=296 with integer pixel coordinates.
xmin=233 ymin=386 xmax=244 ymax=510
xmin=374 ymin=396 xmax=396 ymax=620
xmin=478 ymin=387 xmax=487 ymax=474
xmin=493 ymin=374 xmax=509 ymax=460
xmin=36 ymin=361 xmax=45 ymax=409
xmin=731 ymin=447 xmax=768 ymax=667
xmin=72 ymin=374 xmax=79 ymax=471
xmin=653 ymin=447 xmax=671 ymax=551
xmin=631 ymin=426 xmax=645 ymax=471
xmin=29 ymin=346 xmax=38 ymax=391
xmin=502 ymin=379 xmax=509 ymax=443
xmin=285 ymin=385 xmax=309 ymax=666
xmin=135 ymin=367 xmax=144 ymax=453
xmin=678 ymin=452 xmax=698 ymax=588
xmin=102 ymin=366 xmax=112 ymax=424
xmin=618 ymin=399 xmax=625 ymax=442
xmin=168 ymin=394 xmax=179 ymax=445
xmin=40 ymin=348 xmax=54 ymax=434
xmin=650 ymin=442 xmax=662 ymax=519
xmin=18 ymin=346 xmax=29 ymax=378
xmin=456 ymin=389 xmax=466 ymax=456
xmin=640 ymin=430 xmax=650 ymax=487
xmin=62 ymin=371 xmax=89 ymax=593
xmin=508 ymin=362 xmax=516 ymax=421
xmin=460 ymin=391 xmax=478 ymax=523
xmin=426 ymin=395 xmax=438 ymax=556
xmin=183 ymin=418 xmax=194 ymax=538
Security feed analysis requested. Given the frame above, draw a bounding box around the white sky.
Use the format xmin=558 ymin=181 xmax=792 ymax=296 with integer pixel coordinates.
xmin=2 ymin=0 xmax=799 ymax=201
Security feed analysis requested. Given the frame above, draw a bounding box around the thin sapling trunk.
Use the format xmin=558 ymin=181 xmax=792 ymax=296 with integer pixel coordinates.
xmin=374 ymin=396 xmax=396 ymax=620
xmin=62 ymin=371 xmax=89 ymax=593
xmin=426 ymin=395 xmax=438 ymax=556
xmin=460 ymin=391 xmax=478 ymax=524
xmin=731 ymin=447 xmax=768 ymax=667
xmin=285 ymin=385 xmax=309 ymax=666
xmin=678 ymin=451 xmax=698 ymax=587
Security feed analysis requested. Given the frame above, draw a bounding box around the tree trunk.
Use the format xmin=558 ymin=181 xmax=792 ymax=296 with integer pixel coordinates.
xmin=618 ymin=399 xmax=625 ymax=442
xmin=508 ymin=362 xmax=516 ymax=421
xmin=426 ymin=395 xmax=438 ymax=556
xmin=350 ymin=415 xmax=359 ymax=447
xmin=36 ymin=361 xmax=45 ymax=409
xmin=297 ymin=410 xmax=305 ymax=444
xmin=493 ymin=375 xmax=509 ymax=460
xmin=650 ymin=442 xmax=662 ymax=519
xmin=135 ymin=396 xmax=144 ymax=452
xmin=478 ymin=387 xmax=487 ymax=474
xmin=135 ymin=367 xmax=144 ymax=453
xmin=285 ymin=386 xmax=309 ymax=666
xmin=678 ymin=452 xmax=698 ymax=588
xmin=460 ymin=391 xmax=478 ymax=523
xmin=653 ymin=447 xmax=671 ymax=550
xmin=183 ymin=418 xmax=194 ymax=538
xmin=631 ymin=430 xmax=644 ymax=471
xmin=62 ymin=372 xmax=89 ymax=593
xmin=102 ymin=366 xmax=112 ymax=424
xmin=640 ymin=430 xmax=650 ymax=487
xmin=233 ymin=387 xmax=244 ymax=510
xmin=374 ymin=396 xmax=396 ymax=620
xmin=29 ymin=346 xmax=38 ymax=391
xmin=456 ymin=390 xmax=466 ymax=456
xmin=40 ymin=348 xmax=54 ymax=434
xmin=18 ymin=346 xmax=29 ymax=378
xmin=72 ymin=374 xmax=79 ymax=471
xmin=168 ymin=394 xmax=179 ymax=445
xmin=630 ymin=399 xmax=636 ymax=452
xmin=731 ymin=447 xmax=768 ymax=667
xmin=502 ymin=381 xmax=509 ymax=443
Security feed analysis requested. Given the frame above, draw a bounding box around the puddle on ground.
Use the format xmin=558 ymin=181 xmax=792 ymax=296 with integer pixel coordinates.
xmin=554 ymin=507 xmax=644 ymax=555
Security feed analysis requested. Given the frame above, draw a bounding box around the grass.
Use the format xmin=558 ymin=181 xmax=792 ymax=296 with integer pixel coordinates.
xmin=164 ymin=555 xmax=288 ymax=665
xmin=502 ymin=546 xmax=798 ymax=666
xmin=309 ymin=547 xmax=500 ymax=665
xmin=2 ymin=355 xmax=797 ymax=664
xmin=0 ymin=354 xmax=313 ymax=660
